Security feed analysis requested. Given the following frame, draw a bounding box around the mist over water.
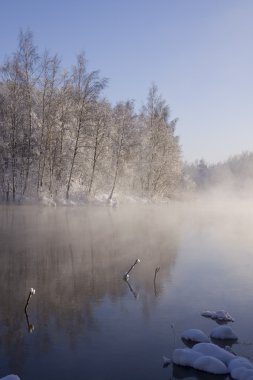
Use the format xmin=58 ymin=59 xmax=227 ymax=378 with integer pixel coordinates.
xmin=1 ymin=200 xmax=253 ymax=379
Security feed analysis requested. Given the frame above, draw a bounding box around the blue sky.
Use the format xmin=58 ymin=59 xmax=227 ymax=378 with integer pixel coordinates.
xmin=1 ymin=0 xmax=253 ymax=163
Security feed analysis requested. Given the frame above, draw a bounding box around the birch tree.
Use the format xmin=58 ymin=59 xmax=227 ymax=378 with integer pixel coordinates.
xmin=1 ymin=55 xmax=25 ymax=200
xmin=108 ymin=101 xmax=136 ymax=201
xmin=16 ymin=30 xmax=39 ymax=196
xmin=140 ymin=84 xmax=181 ymax=197
xmin=66 ymin=53 xmax=107 ymax=199
xmin=87 ymin=101 xmax=111 ymax=195
xmin=37 ymin=52 xmax=61 ymax=194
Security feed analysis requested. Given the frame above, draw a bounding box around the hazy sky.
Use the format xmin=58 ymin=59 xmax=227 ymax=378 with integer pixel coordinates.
xmin=1 ymin=0 xmax=253 ymax=163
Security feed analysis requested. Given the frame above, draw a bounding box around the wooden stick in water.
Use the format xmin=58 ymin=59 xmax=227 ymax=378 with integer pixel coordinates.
xmin=153 ymin=267 xmax=160 ymax=296
xmin=123 ymin=258 xmax=141 ymax=280
xmin=24 ymin=288 xmax=36 ymax=312
xmin=154 ymin=267 xmax=160 ymax=283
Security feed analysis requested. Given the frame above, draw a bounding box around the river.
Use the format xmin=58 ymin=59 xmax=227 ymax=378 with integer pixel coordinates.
xmin=0 ymin=201 xmax=253 ymax=379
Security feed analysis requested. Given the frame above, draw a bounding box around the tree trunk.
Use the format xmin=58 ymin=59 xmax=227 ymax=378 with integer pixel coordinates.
xmin=66 ymin=125 xmax=81 ymax=199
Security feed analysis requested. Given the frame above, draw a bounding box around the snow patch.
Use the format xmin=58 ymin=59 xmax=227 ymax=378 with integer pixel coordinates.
xmin=211 ymin=325 xmax=238 ymax=340
xmin=201 ymin=309 xmax=235 ymax=322
xmin=228 ymin=357 xmax=253 ymax=372
xmin=192 ymin=342 xmax=235 ymax=365
xmin=181 ymin=328 xmax=210 ymax=343
xmin=40 ymin=195 xmax=56 ymax=207
xmin=193 ymin=355 xmax=228 ymax=374
xmin=172 ymin=313 xmax=253 ymax=378
xmin=172 ymin=348 xmax=228 ymax=375
xmin=172 ymin=348 xmax=203 ymax=367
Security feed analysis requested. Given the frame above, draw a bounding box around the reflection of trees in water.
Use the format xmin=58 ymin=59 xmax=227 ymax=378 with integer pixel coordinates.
xmin=0 ymin=205 xmax=180 ymax=367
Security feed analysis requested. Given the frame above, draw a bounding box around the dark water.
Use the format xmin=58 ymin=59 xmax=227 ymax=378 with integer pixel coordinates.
xmin=0 ymin=202 xmax=253 ymax=380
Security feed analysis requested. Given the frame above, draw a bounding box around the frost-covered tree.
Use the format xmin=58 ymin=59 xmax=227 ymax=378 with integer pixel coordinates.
xmin=87 ymin=100 xmax=111 ymax=195
xmin=0 ymin=32 xmax=183 ymax=202
xmin=139 ymin=84 xmax=181 ymax=198
xmin=108 ymin=101 xmax=137 ymax=200
xmin=1 ymin=58 xmax=23 ymax=201
xmin=36 ymin=52 xmax=61 ymax=195
xmin=0 ymin=30 xmax=39 ymax=199
xmin=65 ymin=53 xmax=107 ymax=199
xmin=183 ymin=152 xmax=253 ymax=195
xmin=15 ymin=30 xmax=39 ymax=196
xmin=0 ymin=86 xmax=9 ymax=200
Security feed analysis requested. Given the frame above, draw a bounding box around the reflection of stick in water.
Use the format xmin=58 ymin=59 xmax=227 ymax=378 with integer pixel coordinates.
xmin=153 ymin=267 xmax=160 ymax=296
xmin=125 ymin=279 xmax=138 ymax=299
xmin=25 ymin=310 xmax=35 ymax=333
xmin=24 ymin=288 xmax=36 ymax=312
xmin=24 ymin=288 xmax=36 ymax=333
xmin=123 ymin=259 xmax=141 ymax=280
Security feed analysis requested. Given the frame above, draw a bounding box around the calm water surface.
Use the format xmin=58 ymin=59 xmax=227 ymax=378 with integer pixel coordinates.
xmin=1 ymin=202 xmax=253 ymax=380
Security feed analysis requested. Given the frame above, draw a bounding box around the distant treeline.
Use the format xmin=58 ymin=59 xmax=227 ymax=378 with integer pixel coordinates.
xmin=0 ymin=30 xmax=181 ymax=202
xmin=184 ymin=152 xmax=253 ymax=194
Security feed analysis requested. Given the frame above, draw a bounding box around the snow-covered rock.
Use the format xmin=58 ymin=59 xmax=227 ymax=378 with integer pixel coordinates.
xmin=0 ymin=376 xmax=21 ymax=380
xmin=181 ymin=328 xmax=210 ymax=343
xmin=172 ymin=327 xmax=253 ymax=377
xmin=193 ymin=355 xmax=228 ymax=374
xmin=231 ymin=367 xmax=253 ymax=380
xmin=202 ymin=309 xmax=235 ymax=322
xmin=171 ymin=315 xmax=253 ymax=377
xmin=172 ymin=348 xmax=228 ymax=375
xmin=228 ymin=357 xmax=253 ymax=379
xmin=192 ymin=342 xmax=235 ymax=365
xmin=172 ymin=348 xmax=203 ymax=367
xmin=211 ymin=325 xmax=238 ymax=340
xmin=228 ymin=357 xmax=253 ymax=372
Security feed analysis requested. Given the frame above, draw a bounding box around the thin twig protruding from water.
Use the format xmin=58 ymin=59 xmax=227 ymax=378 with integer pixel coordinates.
xmin=154 ymin=267 xmax=160 ymax=282
xmin=24 ymin=288 xmax=36 ymax=312
xmin=123 ymin=258 xmax=141 ymax=280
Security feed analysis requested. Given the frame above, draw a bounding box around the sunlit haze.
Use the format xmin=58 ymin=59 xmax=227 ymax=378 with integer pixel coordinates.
xmin=1 ymin=0 xmax=253 ymax=163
